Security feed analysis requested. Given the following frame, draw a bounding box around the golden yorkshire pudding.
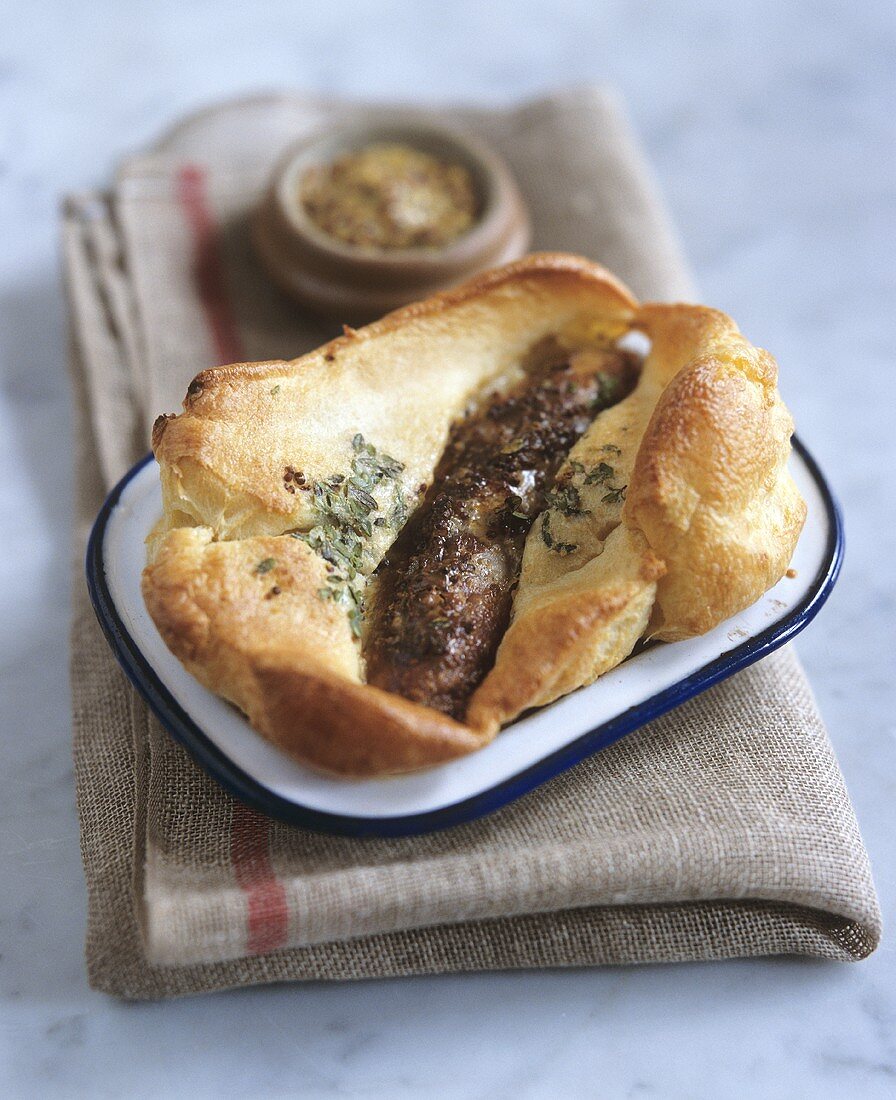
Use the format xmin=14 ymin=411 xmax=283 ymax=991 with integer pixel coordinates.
xmin=143 ymin=254 xmax=806 ymax=776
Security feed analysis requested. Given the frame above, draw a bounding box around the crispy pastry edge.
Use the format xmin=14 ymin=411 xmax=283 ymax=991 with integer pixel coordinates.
xmin=143 ymin=254 xmax=806 ymax=774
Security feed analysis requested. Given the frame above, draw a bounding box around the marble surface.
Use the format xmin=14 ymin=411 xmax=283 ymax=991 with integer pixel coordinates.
xmin=1 ymin=1 xmax=894 ymax=1096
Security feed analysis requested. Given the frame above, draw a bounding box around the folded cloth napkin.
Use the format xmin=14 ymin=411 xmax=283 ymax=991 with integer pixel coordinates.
xmin=64 ymin=88 xmax=880 ymax=1000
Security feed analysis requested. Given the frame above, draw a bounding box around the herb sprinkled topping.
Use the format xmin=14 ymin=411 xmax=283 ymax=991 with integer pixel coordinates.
xmin=584 ymin=461 xmax=615 ymax=485
xmin=602 ymin=484 xmax=627 ymax=505
xmin=293 ymin=434 xmax=406 ymax=637
xmin=545 ymin=482 xmax=590 ymax=517
xmin=539 ymin=446 xmax=629 ymax=553
xmin=270 ymin=384 xmax=281 ymax=396
xmin=541 ymin=512 xmax=578 ymax=555
xmin=254 ymin=557 xmax=276 ymax=574
xmin=561 ymin=456 xmax=627 ymax=497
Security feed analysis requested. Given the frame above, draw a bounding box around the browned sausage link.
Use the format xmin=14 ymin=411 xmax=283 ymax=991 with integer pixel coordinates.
xmin=364 ymin=346 xmax=639 ymax=720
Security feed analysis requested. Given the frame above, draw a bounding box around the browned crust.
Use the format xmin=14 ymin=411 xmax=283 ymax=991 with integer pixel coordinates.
xmin=171 ymin=253 xmax=637 ymax=402
xmin=251 ymin=663 xmax=487 ymax=777
xmin=142 ymin=527 xmax=485 ymax=776
xmin=148 ymin=253 xmax=640 ymax=546
xmin=465 ymin=302 xmax=806 ymax=733
xmin=142 ymin=254 xmax=805 ymax=776
xmin=625 ymin=305 xmax=807 ymax=641
xmin=466 ymin=551 xmax=665 ymax=732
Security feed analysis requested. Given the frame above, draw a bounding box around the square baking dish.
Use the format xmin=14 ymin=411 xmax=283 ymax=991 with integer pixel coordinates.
xmin=86 ymin=437 xmax=842 ymax=836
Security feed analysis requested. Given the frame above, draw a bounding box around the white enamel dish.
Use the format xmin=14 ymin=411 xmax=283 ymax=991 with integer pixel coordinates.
xmin=87 ymin=438 xmax=842 ymax=836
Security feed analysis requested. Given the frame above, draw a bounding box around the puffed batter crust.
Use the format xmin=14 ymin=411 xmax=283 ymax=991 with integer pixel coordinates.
xmin=143 ymin=254 xmax=806 ymax=776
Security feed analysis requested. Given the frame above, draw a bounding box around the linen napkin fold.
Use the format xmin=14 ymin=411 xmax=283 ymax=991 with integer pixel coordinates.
xmin=64 ymin=88 xmax=880 ymax=1000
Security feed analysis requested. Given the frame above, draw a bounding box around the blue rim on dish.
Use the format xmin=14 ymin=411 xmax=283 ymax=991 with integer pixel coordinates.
xmin=86 ymin=436 xmax=843 ymax=838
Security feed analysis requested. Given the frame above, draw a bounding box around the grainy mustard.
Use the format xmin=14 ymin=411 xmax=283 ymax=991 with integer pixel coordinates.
xmin=299 ymin=142 xmax=479 ymax=250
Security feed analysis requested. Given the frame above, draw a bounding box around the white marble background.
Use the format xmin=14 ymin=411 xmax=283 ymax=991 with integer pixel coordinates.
xmin=1 ymin=1 xmax=894 ymax=1096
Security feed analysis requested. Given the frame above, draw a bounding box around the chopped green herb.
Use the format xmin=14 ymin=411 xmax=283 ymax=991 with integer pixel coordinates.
xmin=389 ymin=493 xmax=408 ymax=529
xmin=270 ymin=384 xmax=281 ymax=395
xmin=497 ymin=491 xmax=529 ymax=524
xmin=584 ymin=461 xmax=615 ymax=485
xmin=546 ymin=483 xmax=590 ymax=517
xmin=293 ymin=434 xmax=406 ymax=637
xmin=348 ymin=484 xmax=378 ymax=512
xmin=601 ymin=443 xmax=621 ymax=454
xmin=541 ymin=512 xmax=577 ymax=555
xmin=598 ymin=372 xmax=622 ymax=402
xmin=254 ymin=557 xmax=276 ymax=574
xmin=602 ymin=484 xmax=627 ymax=505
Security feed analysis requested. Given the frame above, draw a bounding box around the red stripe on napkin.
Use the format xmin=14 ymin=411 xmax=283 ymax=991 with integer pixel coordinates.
xmin=230 ymin=802 xmax=290 ymax=955
xmin=175 ymin=164 xmax=246 ymax=366
xmin=176 ymin=163 xmax=289 ymax=955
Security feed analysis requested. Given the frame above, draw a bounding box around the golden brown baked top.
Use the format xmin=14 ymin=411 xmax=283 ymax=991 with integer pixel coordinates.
xmin=299 ymin=142 xmax=479 ymax=250
xmin=143 ymin=254 xmax=806 ymax=777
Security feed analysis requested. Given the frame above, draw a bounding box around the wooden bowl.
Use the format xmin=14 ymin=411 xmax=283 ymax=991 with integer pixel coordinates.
xmin=252 ymin=114 xmax=531 ymax=323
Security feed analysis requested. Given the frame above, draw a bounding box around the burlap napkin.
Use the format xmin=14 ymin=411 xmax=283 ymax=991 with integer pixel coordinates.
xmin=64 ymin=89 xmax=880 ymax=1000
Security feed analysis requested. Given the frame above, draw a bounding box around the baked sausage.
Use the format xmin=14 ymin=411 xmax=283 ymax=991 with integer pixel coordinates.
xmin=365 ymin=344 xmax=638 ymax=718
